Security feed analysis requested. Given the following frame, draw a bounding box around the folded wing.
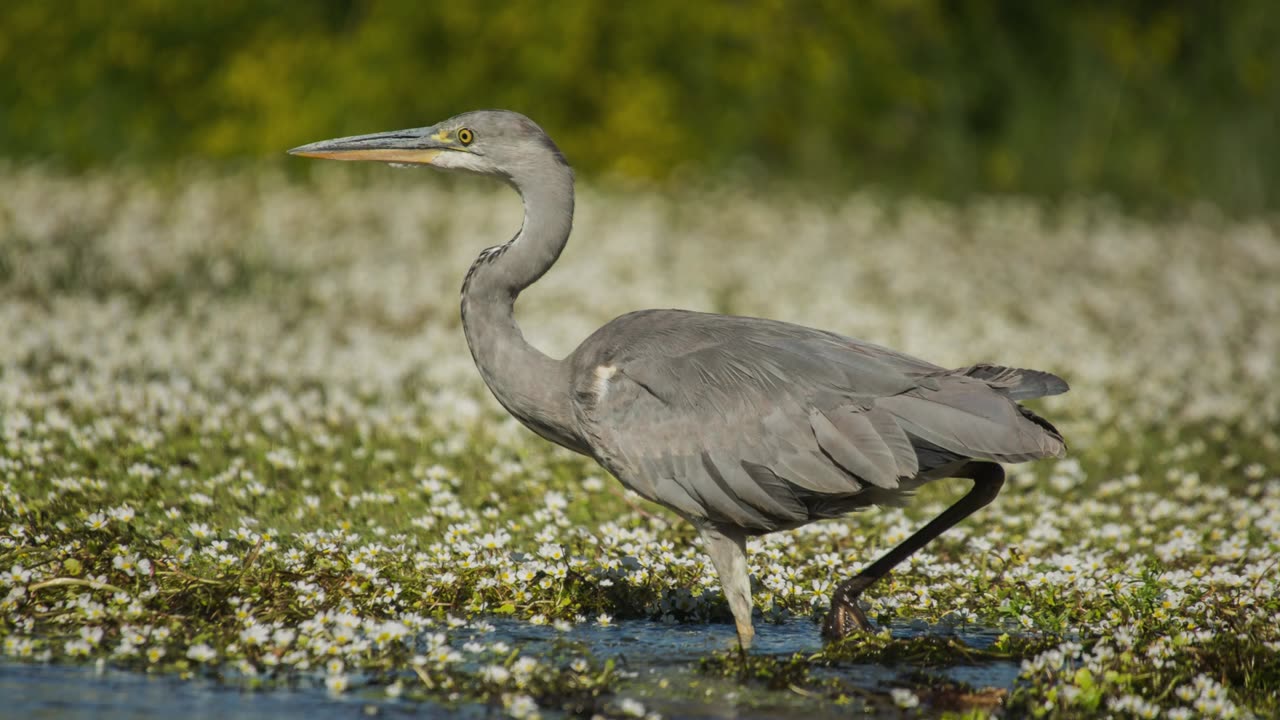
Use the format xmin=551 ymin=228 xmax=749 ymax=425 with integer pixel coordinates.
xmin=571 ymin=310 xmax=1066 ymax=533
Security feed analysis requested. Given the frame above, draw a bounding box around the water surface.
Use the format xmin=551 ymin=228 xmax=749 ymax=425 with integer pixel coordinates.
xmin=2 ymin=618 xmax=1021 ymax=718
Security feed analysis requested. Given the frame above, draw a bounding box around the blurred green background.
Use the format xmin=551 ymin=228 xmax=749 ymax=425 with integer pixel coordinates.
xmin=2 ymin=1 xmax=1276 ymax=212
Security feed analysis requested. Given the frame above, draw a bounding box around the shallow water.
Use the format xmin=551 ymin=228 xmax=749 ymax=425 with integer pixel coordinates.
xmin=2 ymin=618 xmax=1022 ymax=718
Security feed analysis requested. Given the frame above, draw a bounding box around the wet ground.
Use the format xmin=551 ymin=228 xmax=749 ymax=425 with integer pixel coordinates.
xmin=1 ymin=618 xmax=1021 ymax=718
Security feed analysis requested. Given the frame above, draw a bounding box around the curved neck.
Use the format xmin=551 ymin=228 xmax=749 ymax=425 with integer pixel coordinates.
xmin=460 ymin=163 xmax=586 ymax=454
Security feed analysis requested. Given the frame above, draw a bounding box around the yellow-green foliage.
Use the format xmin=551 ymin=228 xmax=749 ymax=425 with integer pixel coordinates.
xmin=2 ymin=2 xmax=1278 ymax=211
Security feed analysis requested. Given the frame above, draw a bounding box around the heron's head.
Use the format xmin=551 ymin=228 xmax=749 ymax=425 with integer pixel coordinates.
xmin=288 ymin=110 xmax=569 ymax=184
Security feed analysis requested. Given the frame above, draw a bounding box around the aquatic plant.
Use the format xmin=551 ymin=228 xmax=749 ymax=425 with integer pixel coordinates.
xmin=1 ymin=167 xmax=1277 ymax=717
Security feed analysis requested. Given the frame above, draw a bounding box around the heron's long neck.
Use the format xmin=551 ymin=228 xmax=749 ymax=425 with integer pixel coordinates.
xmin=460 ymin=166 xmax=585 ymax=454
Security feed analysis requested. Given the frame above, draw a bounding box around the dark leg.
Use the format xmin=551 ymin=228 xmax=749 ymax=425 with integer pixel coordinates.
xmin=821 ymin=461 xmax=1005 ymax=640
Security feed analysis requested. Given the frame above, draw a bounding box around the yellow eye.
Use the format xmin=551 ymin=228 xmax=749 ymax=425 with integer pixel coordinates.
xmin=457 ymin=127 xmax=474 ymax=145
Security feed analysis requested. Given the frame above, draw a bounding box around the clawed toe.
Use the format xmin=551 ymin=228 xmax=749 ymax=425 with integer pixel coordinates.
xmin=821 ymin=599 xmax=874 ymax=640
xmin=822 ymin=577 xmax=876 ymax=640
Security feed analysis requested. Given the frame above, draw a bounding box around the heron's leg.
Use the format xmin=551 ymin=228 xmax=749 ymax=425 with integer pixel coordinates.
xmin=700 ymin=526 xmax=755 ymax=651
xmin=822 ymin=461 xmax=1005 ymax=640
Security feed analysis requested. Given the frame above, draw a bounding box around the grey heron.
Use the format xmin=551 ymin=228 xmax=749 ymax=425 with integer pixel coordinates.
xmin=290 ymin=110 xmax=1068 ymax=649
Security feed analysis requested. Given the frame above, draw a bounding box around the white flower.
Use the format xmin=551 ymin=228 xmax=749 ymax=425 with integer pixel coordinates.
xmin=79 ymin=626 xmax=104 ymax=646
xmin=3 ymin=565 xmax=32 ymax=585
xmin=112 ymin=554 xmax=139 ymax=576
xmin=617 ymin=697 xmax=646 ymax=717
xmin=511 ymin=656 xmax=539 ymax=679
xmin=429 ymin=646 xmax=463 ymax=664
xmin=65 ymin=639 xmax=93 ymax=657
xmin=239 ymin=624 xmax=270 ymax=646
xmin=4 ymin=637 xmax=35 ymax=657
xmin=890 ymin=688 xmax=920 ymax=709
xmin=186 ymin=644 xmax=216 ymax=662
xmin=325 ymin=673 xmax=349 ymax=694
xmin=537 ymin=543 xmax=564 ymax=561
xmin=481 ymin=665 xmax=511 ymax=684
xmin=506 ymin=694 xmax=540 ymax=719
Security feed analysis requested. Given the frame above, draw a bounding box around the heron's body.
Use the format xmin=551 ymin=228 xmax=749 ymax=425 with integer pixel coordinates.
xmin=570 ymin=308 xmax=1063 ymax=527
xmin=291 ymin=110 xmax=1068 ymax=649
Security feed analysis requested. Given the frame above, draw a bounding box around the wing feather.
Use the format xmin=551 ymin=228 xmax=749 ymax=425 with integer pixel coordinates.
xmin=569 ymin=310 xmax=1067 ymax=531
xmin=810 ymin=408 xmax=899 ymax=489
xmin=955 ymin=363 xmax=1070 ymax=400
xmin=866 ymin=407 xmax=920 ymax=478
xmin=877 ymin=377 xmax=1066 ymax=462
xmin=703 ymin=451 xmax=808 ymax=524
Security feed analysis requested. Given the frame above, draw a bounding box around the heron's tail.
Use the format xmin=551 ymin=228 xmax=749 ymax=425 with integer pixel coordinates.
xmin=956 ymin=363 xmax=1069 ymax=401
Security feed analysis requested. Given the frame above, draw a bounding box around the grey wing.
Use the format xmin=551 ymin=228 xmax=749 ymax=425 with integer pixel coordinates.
xmin=574 ymin=371 xmax=913 ymax=533
xmin=570 ymin=311 xmax=1066 ymax=533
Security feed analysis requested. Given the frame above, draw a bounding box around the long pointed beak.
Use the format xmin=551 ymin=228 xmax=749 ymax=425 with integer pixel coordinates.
xmin=288 ymin=128 xmax=452 ymax=165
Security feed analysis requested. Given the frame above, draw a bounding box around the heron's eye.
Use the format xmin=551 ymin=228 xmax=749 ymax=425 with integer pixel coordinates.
xmin=457 ymin=128 xmax=474 ymax=145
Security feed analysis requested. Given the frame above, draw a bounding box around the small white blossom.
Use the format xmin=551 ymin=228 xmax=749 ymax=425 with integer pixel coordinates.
xmin=186 ymin=644 xmax=216 ymax=663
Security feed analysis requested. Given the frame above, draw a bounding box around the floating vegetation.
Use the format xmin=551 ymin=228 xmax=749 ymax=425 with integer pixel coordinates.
xmin=1 ymin=167 xmax=1278 ymax=717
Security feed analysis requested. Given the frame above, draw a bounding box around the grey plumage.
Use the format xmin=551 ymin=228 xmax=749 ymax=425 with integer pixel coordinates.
xmin=290 ymin=109 xmax=1069 ymax=650
xmin=570 ymin=310 xmax=1065 ymax=534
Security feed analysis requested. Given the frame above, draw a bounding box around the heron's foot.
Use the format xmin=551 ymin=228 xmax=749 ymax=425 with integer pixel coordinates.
xmin=821 ymin=575 xmax=877 ymax=640
xmin=821 ymin=600 xmax=873 ymax=639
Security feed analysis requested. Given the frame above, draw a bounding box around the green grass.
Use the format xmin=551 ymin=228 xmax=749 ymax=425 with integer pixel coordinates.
xmin=1 ymin=166 xmax=1278 ymax=717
